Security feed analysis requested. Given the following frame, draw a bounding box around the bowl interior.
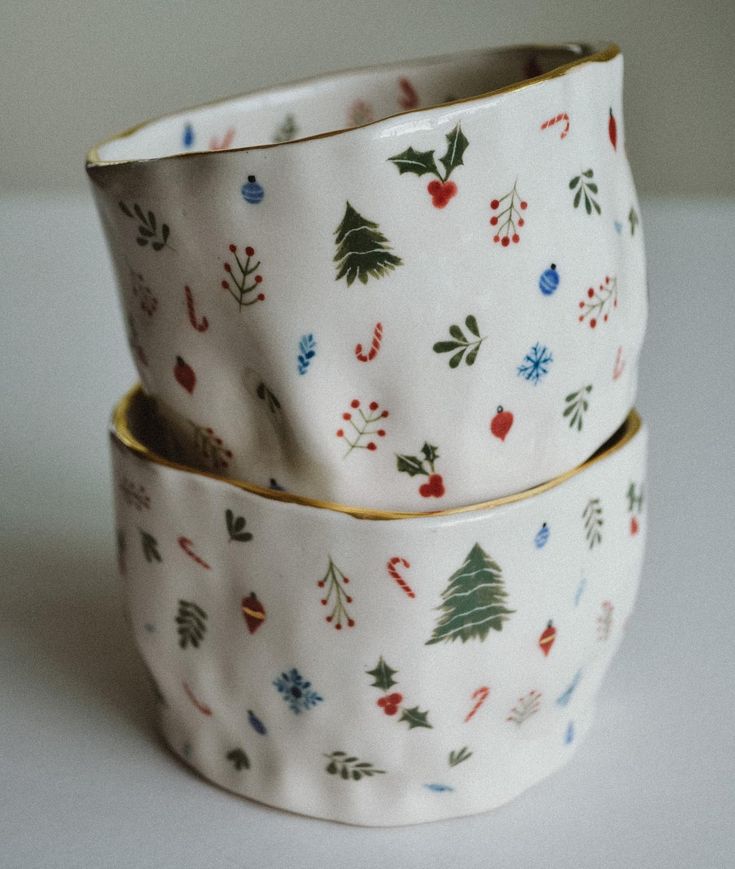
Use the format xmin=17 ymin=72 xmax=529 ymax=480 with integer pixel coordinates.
xmin=93 ymin=43 xmax=611 ymax=164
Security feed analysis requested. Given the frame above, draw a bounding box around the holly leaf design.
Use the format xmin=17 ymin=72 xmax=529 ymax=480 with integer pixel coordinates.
xmin=421 ymin=443 xmax=439 ymax=466
xmin=439 ymin=124 xmax=468 ymax=179
xmin=396 ymin=453 xmax=427 ymax=477
xmin=399 ymin=706 xmax=432 ymax=729
xmin=366 ymin=657 xmax=398 ymax=692
xmin=225 ymin=509 xmax=253 ymax=542
xmin=388 ymin=146 xmax=439 ymax=177
xmin=226 ymin=748 xmax=250 ymax=770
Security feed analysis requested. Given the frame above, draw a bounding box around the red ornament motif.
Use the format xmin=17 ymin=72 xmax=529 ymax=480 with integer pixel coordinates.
xmin=241 ymin=592 xmax=266 ymax=633
xmin=538 ymin=620 xmax=557 ymax=656
xmin=377 ymin=692 xmax=404 ymax=716
xmin=630 ymin=515 xmax=640 ymax=536
xmin=608 ymin=108 xmax=618 ymax=151
xmin=174 ymin=356 xmax=196 ymax=393
xmin=490 ymin=406 xmax=514 ymax=442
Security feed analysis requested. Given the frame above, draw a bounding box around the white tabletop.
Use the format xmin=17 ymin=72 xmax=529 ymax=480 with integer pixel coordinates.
xmin=1 ymin=195 xmax=733 ymax=868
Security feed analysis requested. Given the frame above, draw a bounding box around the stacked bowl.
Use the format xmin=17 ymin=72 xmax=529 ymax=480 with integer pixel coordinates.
xmin=89 ymin=41 xmax=648 ymax=825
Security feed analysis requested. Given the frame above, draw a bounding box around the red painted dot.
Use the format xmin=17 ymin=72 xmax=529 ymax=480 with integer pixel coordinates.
xmin=224 ymin=263 xmax=231 ymax=272
xmin=221 ymin=280 xmax=229 ymax=289
xmin=245 ymin=246 xmax=255 ymax=256
xmin=518 ymin=218 xmax=524 ymax=227
xmin=347 ymin=619 xmax=355 ymax=627
xmin=336 ymin=429 xmax=344 ymax=437
xmin=501 ymin=236 xmax=510 ymax=247
xmin=578 ymin=301 xmax=584 ymax=308
xmin=490 ymin=198 xmax=499 ymax=209
xmin=490 ymin=216 xmax=498 ymax=225
xmin=346 ymin=596 xmax=353 ymax=604
xmin=590 ymin=318 xmax=597 ymax=328
xmin=493 ymin=235 xmax=500 ymax=243
xmin=228 ymin=243 xmax=236 ymax=252
xmin=520 ymin=201 xmax=528 ymax=209
xmin=369 ymin=401 xmax=379 ymax=411
xmin=588 ymin=288 xmax=594 ymax=298
xmin=604 ymin=314 xmax=608 ymax=321
xmin=367 ymin=442 xmax=377 ymax=451
xmin=512 ymin=233 xmax=520 ymax=243
xmin=381 ymin=410 xmax=389 ymax=418
xmin=377 ymin=429 xmax=385 ymax=437
xmin=578 ymin=315 xmax=584 ymax=322
xmin=351 ymin=399 xmax=360 ymax=408
xmin=257 ymin=293 xmax=265 ymax=301
xmin=335 ymin=623 xmax=342 ymax=630
xmin=342 ymin=413 xmax=351 ymax=420
xmin=343 ymin=577 xmax=349 ymax=584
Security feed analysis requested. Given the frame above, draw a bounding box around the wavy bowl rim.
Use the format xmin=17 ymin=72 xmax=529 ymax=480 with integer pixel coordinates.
xmin=111 ymin=385 xmax=642 ymax=522
xmin=87 ymin=41 xmax=619 ymax=170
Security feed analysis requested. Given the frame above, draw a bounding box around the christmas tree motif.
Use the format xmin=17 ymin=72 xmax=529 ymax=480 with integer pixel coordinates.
xmin=272 ymin=113 xmax=299 ymax=143
xmin=366 ymin=656 xmax=432 ymax=728
xmin=517 ymin=343 xmax=553 ymax=384
xmin=569 ymin=169 xmax=601 ymax=215
xmin=324 ymin=752 xmax=385 ymax=780
xmin=578 ymin=275 xmax=618 ymax=329
xmin=396 ymin=442 xmax=445 ymax=498
xmin=388 ymin=122 xmax=468 ymax=208
xmin=118 ymin=201 xmax=173 ymax=250
xmin=226 ymin=748 xmax=250 ymax=771
xmin=564 ymin=384 xmax=593 ymax=430
xmin=119 ymin=477 xmax=150 ymax=510
xmin=506 ymin=690 xmax=542 ymax=726
xmin=597 ymin=600 xmax=614 ymax=640
xmin=273 ymin=668 xmax=323 ymax=713
xmin=583 ymin=498 xmax=604 ymax=549
xmin=433 ymin=315 xmax=485 ymax=367
xmin=139 ymin=529 xmax=161 ymax=563
xmin=627 ymin=481 xmax=644 ymax=536
xmin=225 ymin=509 xmax=253 ymax=542
xmin=448 ymin=746 xmax=473 ymax=767
xmin=317 ymin=557 xmax=355 ymax=629
xmin=176 ymin=600 xmax=207 ymax=649
xmin=426 ymin=543 xmax=514 ymax=645
xmin=189 ymin=420 xmax=233 ymax=471
xmin=489 ymin=180 xmax=528 ymax=245
xmin=334 ymin=202 xmax=403 ymax=286
xmin=129 ymin=266 xmax=158 ymax=316
xmin=336 ymin=398 xmax=388 ymax=455
xmin=221 ymin=243 xmax=264 ymax=310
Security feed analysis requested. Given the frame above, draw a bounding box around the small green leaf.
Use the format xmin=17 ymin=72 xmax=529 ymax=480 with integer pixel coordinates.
xmin=387 ymin=146 xmax=439 ymax=177
xmin=162 ymin=224 xmax=170 ymax=243
xmin=439 ymin=123 xmax=469 ymax=179
xmin=585 ymin=194 xmax=592 ymax=215
xmin=138 ymin=225 xmax=155 ymax=238
xmin=449 ymin=349 xmax=465 ymax=368
xmin=326 ymin=761 xmax=337 ymax=774
xmin=340 ymin=767 xmax=349 ymax=780
xmin=119 ymin=200 xmax=133 ymax=217
xmin=593 ymin=199 xmax=601 ymax=215
xmin=433 ymin=340 xmax=462 ymax=353
xmin=134 ymin=203 xmax=146 ymax=224
xmin=352 ymin=770 xmax=362 ymax=780
xmin=465 ymin=344 xmax=480 ymax=366
xmin=586 ymin=183 xmax=598 ymax=194
xmin=464 ymin=315 xmax=480 ymax=337
xmin=421 ymin=443 xmax=439 ymax=465
xmin=396 ymin=454 xmax=427 ymax=477
xmin=136 ymin=237 xmax=148 ymax=247
xmin=582 ymin=169 xmax=594 ymax=178
xmin=573 ymin=188 xmax=582 ymax=209
xmin=569 ymin=176 xmax=580 ymax=189
xmin=448 ymin=324 xmax=466 ymax=342
xmin=399 ymin=706 xmax=432 ymax=729
xmin=148 ymin=210 xmax=156 ymax=230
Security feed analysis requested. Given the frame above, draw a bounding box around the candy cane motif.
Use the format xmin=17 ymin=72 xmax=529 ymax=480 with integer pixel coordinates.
xmin=209 ymin=127 xmax=235 ymax=151
xmin=355 ymin=322 xmax=383 ymax=362
xmin=386 ymin=556 xmax=415 ymax=598
xmin=464 ymin=686 xmax=490 ymax=722
xmin=184 ymin=285 xmax=209 ymax=333
xmin=612 ymin=346 xmax=625 ymax=380
xmin=177 ymin=536 xmax=211 ymax=570
xmin=540 ymin=112 xmax=571 ymax=140
xmin=183 ymin=681 xmax=212 ymax=716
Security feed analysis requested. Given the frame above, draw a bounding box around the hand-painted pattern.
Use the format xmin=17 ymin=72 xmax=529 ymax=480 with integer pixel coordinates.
xmin=336 ymin=399 xmax=388 ymax=455
xmin=433 ymin=316 xmax=485 ymax=367
xmin=490 ymin=180 xmax=527 ymax=245
xmin=273 ymin=668 xmax=323 ymax=713
xmin=577 ymin=275 xmax=618 ymax=329
xmin=388 ymin=123 xmax=468 ymax=208
xmin=221 ymin=244 xmax=264 ymax=309
xmin=317 ymin=556 xmax=355 ymax=629
xmin=518 ymin=343 xmax=553 ymax=384
xmin=119 ymin=202 xmax=173 ymax=250
xmin=396 ymin=442 xmax=445 ymax=498
xmin=569 ymin=170 xmax=601 ymax=215
xmin=334 ymin=203 xmax=402 ymax=286
xmin=325 ymin=752 xmax=385 ymax=779
xmin=564 ymin=385 xmax=593 ymax=430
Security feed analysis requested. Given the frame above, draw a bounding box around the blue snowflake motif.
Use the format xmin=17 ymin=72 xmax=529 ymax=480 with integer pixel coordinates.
xmin=518 ymin=342 xmax=553 ymax=384
xmin=297 ymin=333 xmax=317 ymax=374
xmin=273 ymin=668 xmax=323 ymax=714
xmin=556 ymin=670 xmax=582 ymax=707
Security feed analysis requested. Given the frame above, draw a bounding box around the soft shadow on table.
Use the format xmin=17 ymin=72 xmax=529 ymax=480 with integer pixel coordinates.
xmin=3 ymin=532 xmax=159 ymax=741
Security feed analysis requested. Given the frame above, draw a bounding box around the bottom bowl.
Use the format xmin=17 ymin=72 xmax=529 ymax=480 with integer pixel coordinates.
xmin=110 ymin=386 xmax=647 ymax=826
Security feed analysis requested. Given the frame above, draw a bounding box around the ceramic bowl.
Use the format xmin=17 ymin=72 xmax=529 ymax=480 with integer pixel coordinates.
xmin=111 ymin=385 xmax=647 ymax=826
xmin=90 ymin=41 xmax=647 ymax=511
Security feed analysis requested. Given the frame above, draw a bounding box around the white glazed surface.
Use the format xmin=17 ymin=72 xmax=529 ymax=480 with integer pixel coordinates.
xmin=91 ymin=43 xmax=647 ymax=511
xmin=111 ymin=391 xmax=647 ymax=826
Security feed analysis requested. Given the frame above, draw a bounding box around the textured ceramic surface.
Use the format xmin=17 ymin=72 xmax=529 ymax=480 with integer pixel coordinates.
xmin=90 ymin=42 xmax=647 ymax=511
xmin=111 ymin=387 xmax=647 ymax=826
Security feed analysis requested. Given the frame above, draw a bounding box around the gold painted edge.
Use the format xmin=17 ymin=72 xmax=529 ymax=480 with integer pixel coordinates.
xmin=111 ymin=384 xmax=642 ymax=522
xmin=87 ymin=41 xmax=619 ymax=169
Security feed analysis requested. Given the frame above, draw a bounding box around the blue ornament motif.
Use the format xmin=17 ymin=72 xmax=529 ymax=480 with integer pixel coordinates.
xmin=297 ymin=333 xmax=317 ymax=374
xmin=424 ymin=783 xmax=454 ymax=793
xmin=564 ymin=721 xmax=575 ymax=744
xmin=247 ymin=709 xmax=267 ymax=735
xmin=241 ymin=175 xmax=265 ymax=204
xmin=273 ymin=668 xmax=323 ymax=714
xmin=517 ymin=342 xmax=553 ymax=384
xmin=183 ymin=123 xmax=194 ymax=148
xmin=614 ymin=220 xmax=623 ymax=234
xmin=534 ymin=522 xmax=550 ymax=549
xmin=538 ymin=263 xmax=559 ymax=296
xmin=556 ymin=670 xmax=582 ymax=707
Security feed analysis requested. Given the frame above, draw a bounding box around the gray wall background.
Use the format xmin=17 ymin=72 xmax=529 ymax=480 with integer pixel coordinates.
xmin=1 ymin=0 xmax=733 ymax=196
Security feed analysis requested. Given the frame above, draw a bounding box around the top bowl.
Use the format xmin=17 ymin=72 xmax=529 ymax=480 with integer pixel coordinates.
xmin=87 ymin=41 xmax=647 ymax=511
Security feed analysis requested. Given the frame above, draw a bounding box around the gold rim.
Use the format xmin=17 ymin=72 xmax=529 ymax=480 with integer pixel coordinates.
xmin=87 ymin=41 xmax=619 ymax=169
xmin=112 ymin=385 xmax=641 ymax=521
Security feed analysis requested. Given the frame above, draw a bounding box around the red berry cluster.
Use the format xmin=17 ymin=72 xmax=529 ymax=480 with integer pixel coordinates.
xmin=377 ymin=692 xmax=403 ymax=716
xmin=578 ymin=274 xmax=618 ymax=329
xmin=419 ymin=473 xmax=445 ymax=498
xmin=337 ymin=399 xmax=389 ymax=454
xmin=221 ymin=243 xmax=265 ymax=309
xmin=427 ymin=179 xmax=457 ymax=209
xmin=489 ymin=182 xmax=528 ymax=246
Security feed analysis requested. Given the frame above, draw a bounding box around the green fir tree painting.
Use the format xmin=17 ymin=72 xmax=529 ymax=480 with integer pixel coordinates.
xmin=334 ymin=202 xmax=403 ymax=286
xmin=426 ymin=543 xmax=514 ymax=645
